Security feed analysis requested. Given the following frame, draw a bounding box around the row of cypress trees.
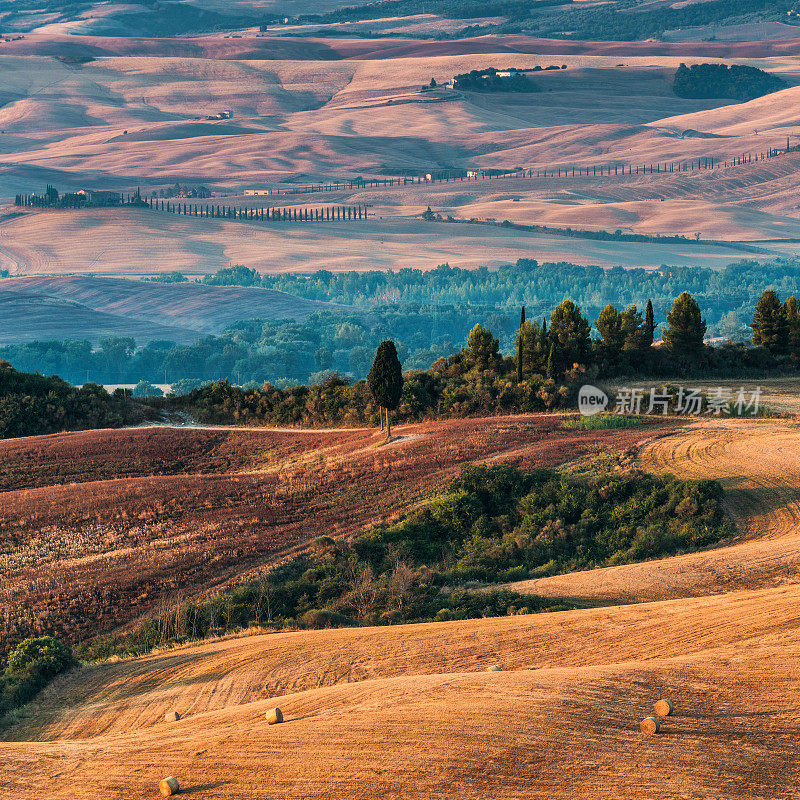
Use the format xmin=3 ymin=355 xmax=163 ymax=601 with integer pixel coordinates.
xmin=153 ymin=200 xmax=368 ymax=222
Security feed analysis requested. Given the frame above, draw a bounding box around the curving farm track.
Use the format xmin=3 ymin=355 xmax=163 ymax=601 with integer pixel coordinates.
xmin=638 ymin=419 xmax=800 ymax=542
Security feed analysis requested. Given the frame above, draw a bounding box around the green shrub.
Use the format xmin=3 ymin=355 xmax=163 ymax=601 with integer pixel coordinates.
xmin=0 ymin=636 xmax=75 ymax=720
xmin=563 ymin=414 xmax=643 ymax=430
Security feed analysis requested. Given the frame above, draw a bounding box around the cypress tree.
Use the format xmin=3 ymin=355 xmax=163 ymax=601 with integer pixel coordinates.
xmin=367 ymin=341 xmax=404 ymax=439
xmin=546 ymin=344 xmax=555 ymax=380
xmin=644 ymin=299 xmax=655 ymax=346
xmin=517 ymin=306 xmax=526 ymax=382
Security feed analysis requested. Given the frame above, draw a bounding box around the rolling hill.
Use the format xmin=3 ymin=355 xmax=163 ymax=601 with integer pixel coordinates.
xmin=0 ymin=275 xmax=339 ymax=344
xmin=1 ymin=414 xmax=799 ymax=799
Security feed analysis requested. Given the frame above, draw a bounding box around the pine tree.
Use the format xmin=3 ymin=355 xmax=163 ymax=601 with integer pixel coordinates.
xmin=466 ymin=324 xmax=500 ymax=371
xmin=644 ymin=299 xmax=655 ymax=347
xmin=620 ymin=305 xmax=644 ymax=351
xmin=516 ymin=306 xmax=526 ymax=382
xmin=662 ymin=292 xmax=707 ymax=354
xmin=595 ymin=305 xmax=624 ymax=354
xmin=367 ymin=340 xmax=404 ymax=439
xmin=752 ymin=290 xmax=787 ymax=354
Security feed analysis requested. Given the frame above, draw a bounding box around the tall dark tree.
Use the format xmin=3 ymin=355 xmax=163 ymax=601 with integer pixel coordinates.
xmin=644 ymin=299 xmax=655 ymax=347
xmin=662 ymin=292 xmax=706 ymax=354
xmin=751 ymin=290 xmax=787 ymax=354
xmin=367 ymin=340 xmax=403 ymax=439
xmin=516 ymin=306 xmax=526 ymax=382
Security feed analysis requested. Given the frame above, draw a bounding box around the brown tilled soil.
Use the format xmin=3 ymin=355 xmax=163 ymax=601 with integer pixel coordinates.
xmin=0 ymin=415 xmax=662 ymax=649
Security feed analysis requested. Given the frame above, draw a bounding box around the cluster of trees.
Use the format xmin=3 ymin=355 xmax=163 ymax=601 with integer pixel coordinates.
xmin=297 ymin=0 xmax=569 ymax=26
xmin=673 ymin=63 xmax=787 ymax=101
xmin=0 ymin=303 xmax=518 ymax=388
xmin=0 ymin=361 xmax=150 ymax=439
xmin=0 ymin=637 xmax=74 ymax=720
xmin=4 ymin=279 xmax=800 ymax=422
xmin=291 ymin=0 xmax=792 ymax=42
xmin=157 ymin=291 xmax=745 ymax=428
xmin=77 ymin=461 xmax=730 ymax=659
xmin=14 ymin=186 xmax=146 ymax=209
xmin=155 ymin=183 xmax=211 ymax=199
xmin=453 ymin=68 xmax=540 ymax=92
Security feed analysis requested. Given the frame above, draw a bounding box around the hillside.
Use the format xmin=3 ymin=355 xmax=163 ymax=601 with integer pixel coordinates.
xmin=0 ymin=276 xmax=338 ymax=344
xmin=1 ymin=411 xmax=800 ymax=798
xmin=2 ymin=35 xmax=800 ymax=277
xmin=0 ymin=416 xmax=663 ymax=652
xmin=0 ymin=414 xmax=798 ymax=798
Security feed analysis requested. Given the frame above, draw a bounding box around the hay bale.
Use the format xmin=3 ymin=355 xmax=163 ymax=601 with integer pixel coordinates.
xmin=265 ymin=707 xmax=284 ymax=725
xmin=654 ymin=699 xmax=673 ymax=717
xmin=640 ymin=716 xmax=660 ymax=735
xmin=486 ymin=664 xmax=502 ymax=672
xmin=159 ymin=776 xmax=180 ymax=796
xmin=164 ymin=711 xmax=180 ymax=723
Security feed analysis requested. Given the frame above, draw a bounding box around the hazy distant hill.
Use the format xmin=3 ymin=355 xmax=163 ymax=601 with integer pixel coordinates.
xmin=0 ymin=276 xmax=339 ymax=344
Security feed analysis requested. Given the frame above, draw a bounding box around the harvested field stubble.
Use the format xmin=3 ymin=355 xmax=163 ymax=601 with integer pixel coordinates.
xmin=3 ymin=582 xmax=800 ymax=798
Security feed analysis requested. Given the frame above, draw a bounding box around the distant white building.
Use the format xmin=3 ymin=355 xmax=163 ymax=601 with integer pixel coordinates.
xmin=244 ymin=189 xmax=272 ymax=195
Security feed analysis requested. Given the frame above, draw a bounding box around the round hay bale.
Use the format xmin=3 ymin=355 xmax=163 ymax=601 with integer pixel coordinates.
xmin=164 ymin=711 xmax=180 ymax=723
xmin=159 ymin=776 xmax=180 ymax=796
xmin=640 ymin=716 xmax=660 ymax=735
xmin=654 ymin=699 xmax=673 ymax=717
xmin=486 ymin=664 xmax=502 ymax=672
xmin=265 ymin=707 xmax=284 ymax=725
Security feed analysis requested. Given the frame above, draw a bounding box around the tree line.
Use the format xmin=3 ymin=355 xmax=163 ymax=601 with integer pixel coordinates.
xmin=157 ymin=288 xmax=791 ymax=431
xmin=0 ymin=285 xmax=794 ymax=442
xmin=0 ymin=361 xmax=151 ymax=439
xmin=4 ymin=274 xmax=800 ymax=395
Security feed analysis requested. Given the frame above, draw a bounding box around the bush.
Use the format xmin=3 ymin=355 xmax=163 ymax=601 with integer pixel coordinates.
xmin=0 ymin=637 xmax=75 ymax=720
xmin=298 ymin=609 xmax=352 ymax=629
xmin=563 ymin=414 xmax=643 ymax=430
